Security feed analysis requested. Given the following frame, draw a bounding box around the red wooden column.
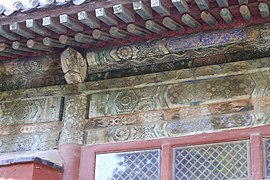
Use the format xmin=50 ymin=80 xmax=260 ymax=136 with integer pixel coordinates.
xmin=79 ymin=146 xmax=96 ymax=180
xmin=60 ymin=144 xmax=81 ymax=180
xmin=250 ymin=133 xmax=264 ymax=180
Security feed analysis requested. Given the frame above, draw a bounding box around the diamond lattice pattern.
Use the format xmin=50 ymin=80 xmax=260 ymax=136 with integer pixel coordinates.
xmin=173 ymin=141 xmax=250 ymax=180
xmin=265 ymin=138 xmax=270 ymax=178
xmin=95 ymin=149 xmax=160 ymax=180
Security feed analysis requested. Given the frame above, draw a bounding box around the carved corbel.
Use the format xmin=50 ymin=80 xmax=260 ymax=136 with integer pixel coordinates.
xmin=61 ymin=47 xmax=87 ymax=84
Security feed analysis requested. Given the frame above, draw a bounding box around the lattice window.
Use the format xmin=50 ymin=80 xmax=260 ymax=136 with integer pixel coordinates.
xmin=95 ymin=149 xmax=160 ymax=180
xmin=264 ymin=138 xmax=270 ymax=179
xmin=172 ymin=141 xmax=250 ymax=180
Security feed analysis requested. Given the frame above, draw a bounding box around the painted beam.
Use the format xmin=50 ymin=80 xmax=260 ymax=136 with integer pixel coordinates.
xmin=27 ymin=39 xmax=52 ymax=51
xmin=238 ymin=0 xmax=248 ymax=5
xmin=145 ymin=20 xmax=166 ymax=34
xmin=43 ymin=37 xmax=66 ymax=48
xmin=9 ymin=22 xmax=34 ymax=39
xmin=0 ymin=43 xmax=25 ymax=55
xmin=216 ymin=0 xmax=228 ymax=7
xmin=127 ymin=24 xmax=151 ymax=37
xmin=172 ymin=0 xmax=189 ymax=14
xmin=151 ymin=0 xmax=170 ymax=16
xmin=162 ymin=17 xmax=182 ymax=31
xmin=240 ymin=5 xmax=251 ymax=21
xmin=78 ymin=11 xmax=100 ymax=29
xmin=0 ymin=25 xmax=18 ymax=41
xmin=42 ymin=17 xmax=67 ymax=34
xmin=12 ymin=41 xmax=37 ymax=52
xmin=201 ymin=11 xmax=217 ymax=26
xmin=92 ymin=29 xmax=114 ymax=41
xmin=60 ymin=14 xmax=84 ymax=32
xmin=109 ymin=27 xmax=131 ymax=39
xmin=220 ymin=8 xmax=233 ymax=24
xmin=26 ymin=19 xmax=51 ymax=36
xmin=0 ymin=52 xmax=17 ymax=57
xmin=133 ymin=1 xmax=153 ymax=20
xmin=74 ymin=33 xmax=97 ymax=44
xmin=59 ymin=35 xmax=82 ymax=47
xmin=181 ymin=14 xmax=200 ymax=29
xmin=113 ymin=4 xmax=135 ymax=23
xmin=95 ymin=8 xmax=117 ymax=26
xmin=259 ymin=2 xmax=269 ymax=19
xmin=195 ymin=0 xmax=209 ymax=10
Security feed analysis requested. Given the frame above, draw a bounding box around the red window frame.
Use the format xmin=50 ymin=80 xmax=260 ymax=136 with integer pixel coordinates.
xmin=79 ymin=124 xmax=270 ymax=180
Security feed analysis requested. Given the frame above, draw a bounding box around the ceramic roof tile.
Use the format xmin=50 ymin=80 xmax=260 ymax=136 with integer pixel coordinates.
xmin=0 ymin=0 xmax=86 ymax=16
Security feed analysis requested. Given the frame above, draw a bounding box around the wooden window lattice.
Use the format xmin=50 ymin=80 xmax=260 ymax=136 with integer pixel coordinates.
xmin=172 ymin=141 xmax=250 ymax=180
xmin=95 ymin=149 xmax=160 ymax=180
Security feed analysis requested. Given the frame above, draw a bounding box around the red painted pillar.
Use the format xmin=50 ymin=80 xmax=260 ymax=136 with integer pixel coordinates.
xmin=60 ymin=144 xmax=81 ymax=180
xmin=79 ymin=146 xmax=96 ymax=180
xmin=250 ymin=133 xmax=264 ymax=180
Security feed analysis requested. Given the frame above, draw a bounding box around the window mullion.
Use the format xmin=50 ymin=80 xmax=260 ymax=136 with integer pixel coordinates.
xmin=250 ymin=133 xmax=263 ymax=180
xmin=160 ymin=142 xmax=172 ymax=180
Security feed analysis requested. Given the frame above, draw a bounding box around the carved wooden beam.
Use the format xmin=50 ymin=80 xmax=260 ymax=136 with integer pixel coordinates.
xmin=61 ymin=47 xmax=87 ymax=84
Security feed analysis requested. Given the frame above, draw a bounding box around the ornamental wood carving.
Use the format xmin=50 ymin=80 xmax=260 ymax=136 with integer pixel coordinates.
xmin=61 ymin=47 xmax=87 ymax=84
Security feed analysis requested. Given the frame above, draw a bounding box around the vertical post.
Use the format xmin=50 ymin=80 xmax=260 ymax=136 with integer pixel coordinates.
xmin=60 ymin=144 xmax=81 ymax=180
xmin=60 ymin=94 xmax=87 ymax=145
xmin=250 ymin=133 xmax=264 ymax=180
xmin=160 ymin=142 xmax=172 ymax=180
xmin=79 ymin=147 xmax=96 ymax=180
xmin=59 ymin=94 xmax=87 ymax=180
